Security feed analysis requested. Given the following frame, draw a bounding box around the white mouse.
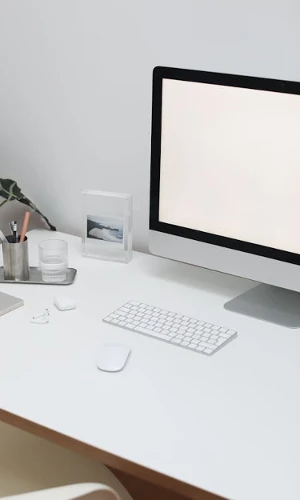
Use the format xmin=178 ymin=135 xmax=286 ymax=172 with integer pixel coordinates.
xmin=97 ymin=344 xmax=131 ymax=373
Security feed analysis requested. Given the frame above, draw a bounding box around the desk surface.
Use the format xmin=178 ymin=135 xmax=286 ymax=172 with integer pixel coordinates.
xmin=0 ymin=230 xmax=299 ymax=500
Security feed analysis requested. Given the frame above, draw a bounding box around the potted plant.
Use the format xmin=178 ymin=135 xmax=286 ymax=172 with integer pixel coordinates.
xmin=0 ymin=178 xmax=56 ymax=230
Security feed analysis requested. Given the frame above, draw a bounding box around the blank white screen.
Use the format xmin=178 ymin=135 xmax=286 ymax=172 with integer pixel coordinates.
xmin=159 ymin=79 xmax=300 ymax=254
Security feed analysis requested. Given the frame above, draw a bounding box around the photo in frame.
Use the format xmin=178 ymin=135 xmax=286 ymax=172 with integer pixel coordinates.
xmin=82 ymin=190 xmax=132 ymax=263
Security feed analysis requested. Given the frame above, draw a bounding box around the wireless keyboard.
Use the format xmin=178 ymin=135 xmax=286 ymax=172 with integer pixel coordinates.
xmin=103 ymin=301 xmax=237 ymax=356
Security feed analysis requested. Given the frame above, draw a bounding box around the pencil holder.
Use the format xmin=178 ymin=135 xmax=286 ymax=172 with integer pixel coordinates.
xmin=2 ymin=236 xmax=30 ymax=281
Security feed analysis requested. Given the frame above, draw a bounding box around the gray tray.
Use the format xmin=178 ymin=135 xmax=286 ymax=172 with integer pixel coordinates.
xmin=0 ymin=267 xmax=77 ymax=285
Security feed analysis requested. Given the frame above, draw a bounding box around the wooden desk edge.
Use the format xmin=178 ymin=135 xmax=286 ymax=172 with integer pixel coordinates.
xmin=0 ymin=409 xmax=224 ymax=500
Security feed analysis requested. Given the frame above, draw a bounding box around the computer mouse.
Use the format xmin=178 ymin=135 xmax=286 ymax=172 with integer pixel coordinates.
xmin=96 ymin=344 xmax=131 ymax=372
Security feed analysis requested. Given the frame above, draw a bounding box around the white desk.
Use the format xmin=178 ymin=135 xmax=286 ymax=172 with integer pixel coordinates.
xmin=0 ymin=230 xmax=299 ymax=500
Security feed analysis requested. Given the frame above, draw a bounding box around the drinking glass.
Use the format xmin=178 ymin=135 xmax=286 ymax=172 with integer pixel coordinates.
xmin=39 ymin=239 xmax=68 ymax=282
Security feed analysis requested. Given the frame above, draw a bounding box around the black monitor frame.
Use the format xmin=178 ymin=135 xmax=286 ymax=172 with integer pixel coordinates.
xmin=150 ymin=66 xmax=300 ymax=266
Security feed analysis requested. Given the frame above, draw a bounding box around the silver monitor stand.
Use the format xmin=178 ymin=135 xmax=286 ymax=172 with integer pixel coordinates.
xmin=224 ymin=284 xmax=300 ymax=328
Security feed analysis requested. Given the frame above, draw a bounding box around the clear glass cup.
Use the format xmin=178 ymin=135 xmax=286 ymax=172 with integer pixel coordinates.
xmin=39 ymin=239 xmax=68 ymax=283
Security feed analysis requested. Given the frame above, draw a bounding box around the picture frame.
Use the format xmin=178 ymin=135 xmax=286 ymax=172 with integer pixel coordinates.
xmin=82 ymin=190 xmax=133 ymax=263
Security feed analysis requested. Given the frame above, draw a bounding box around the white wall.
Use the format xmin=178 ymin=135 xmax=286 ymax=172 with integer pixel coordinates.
xmin=0 ymin=0 xmax=299 ymax=251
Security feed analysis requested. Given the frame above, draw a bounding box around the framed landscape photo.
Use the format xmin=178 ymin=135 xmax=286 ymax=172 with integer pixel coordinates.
xmin=82 ymin=190 xmax=132 ymax=263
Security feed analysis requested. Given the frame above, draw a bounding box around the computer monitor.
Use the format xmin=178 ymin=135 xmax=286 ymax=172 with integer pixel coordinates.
xmin=149 ymin=66 xmax=300 ymax=327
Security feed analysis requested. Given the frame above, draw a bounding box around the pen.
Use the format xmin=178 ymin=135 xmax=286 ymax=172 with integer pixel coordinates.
xmin=9 ymin=221 xmax=18 ymax=243
xmin=20 ymin=212 xmax=30 ymax=243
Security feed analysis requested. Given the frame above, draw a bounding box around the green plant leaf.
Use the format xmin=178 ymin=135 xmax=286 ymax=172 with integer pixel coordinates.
xmin=0 ymin=178 xmax=56 ymax=231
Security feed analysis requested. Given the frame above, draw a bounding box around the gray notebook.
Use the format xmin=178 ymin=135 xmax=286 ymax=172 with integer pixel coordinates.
xmin=0 ymin=291 xmax=24 ymax=317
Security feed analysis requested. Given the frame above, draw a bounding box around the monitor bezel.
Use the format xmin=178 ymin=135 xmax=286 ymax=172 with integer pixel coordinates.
xmin=150 ymin=66 xmax=300 ymax=267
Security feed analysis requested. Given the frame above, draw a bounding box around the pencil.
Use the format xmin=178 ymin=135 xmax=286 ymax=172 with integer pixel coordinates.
xmin=20 ymin=212 xmax=31 ymax=243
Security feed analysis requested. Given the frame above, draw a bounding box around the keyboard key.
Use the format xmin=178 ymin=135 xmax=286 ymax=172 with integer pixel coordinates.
xmin=171 ymin=338 xmax=182 ymax=344
xmin=189 ymin=318 xmax=197 ymax=324
xmin=125 ymin=323 xmax=135 ymax=329
xmin=187 ymin=327 xmax=196 ymax=333
xmin=204 ymin=348 xmax=213 ymax=354
xmin=227 ymin=330 xmax=237 ymax=335
xmin=204 ymin=322 xmax=212 ymax=327
xmin=154 ymin=327 xmax=162 ymax=333
xmin=219 ymin=328 xmax=227 ymax=333
xmin=196 ymin=346 xmax=205 ymax=352
xmin=199 ymin=341 xmax=216 ymax=350
xmin=177 ymin=334 xmax=184 ymax=339
xmin=135 ymin=326 xmax=169 ymax=341
xmin=180 ymin=341 xmax=189 ymax=346
xmin=220 ymin=333 xmax=231 ymax=339
xmin=188 ymin=343 xmax=198 ymax=349
xmin=129 ymin=301 xmax=140 ymax=306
